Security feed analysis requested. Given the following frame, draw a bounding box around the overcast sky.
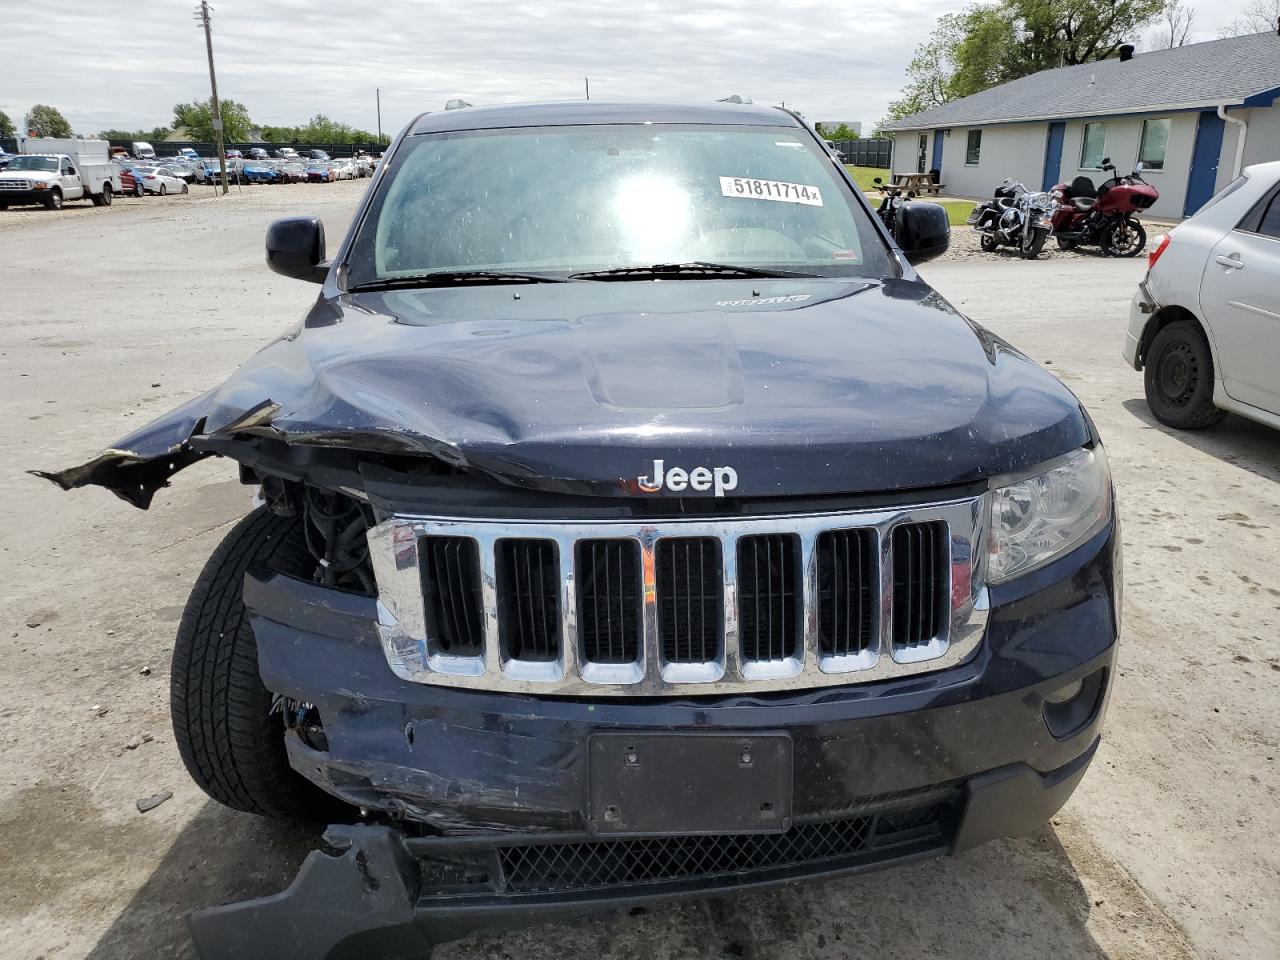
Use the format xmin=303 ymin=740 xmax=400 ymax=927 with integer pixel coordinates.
xmin=2 ymin=0 xmax=1255 ymax=138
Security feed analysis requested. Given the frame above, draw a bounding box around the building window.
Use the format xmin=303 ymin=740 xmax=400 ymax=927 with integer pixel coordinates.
xmin=1080 ymin=122 xmax=1107 ymax=169
xmin=965 ymin=130 xmax=981 ymax=165
xmin=1139 ymin=118 xmax=1170 ymax=171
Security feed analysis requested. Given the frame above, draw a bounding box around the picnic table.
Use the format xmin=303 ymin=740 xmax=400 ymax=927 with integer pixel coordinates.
xmin=892 ymin=172 xmax=944 ymax=196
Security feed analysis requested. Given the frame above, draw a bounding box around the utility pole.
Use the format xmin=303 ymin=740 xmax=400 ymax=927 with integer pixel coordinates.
xmin=194 ymin=0 xmax=228 ymax=195
xmin=584 ymin=77 xmax=590 ymax=100
xmin=376 ymin=88 xmax=383 ymax=145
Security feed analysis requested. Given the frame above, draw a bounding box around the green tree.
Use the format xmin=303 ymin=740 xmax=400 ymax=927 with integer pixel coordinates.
xmin=816 ymin=123 xmax=861 ymax=140
xmin=261 ymin=115 xmax=379 ymax=145
xmin=172 ymin=98 xmax=253 ymax=141
xmin=0 ymin=110 xmax=15 ymax=139
xmin=99 ymin=126 xmax=172 ymax=141
xmin=888 ymin=0 xmax=1165 ymax=120
xmin=24 ymin=104 xmax=73 ymax=138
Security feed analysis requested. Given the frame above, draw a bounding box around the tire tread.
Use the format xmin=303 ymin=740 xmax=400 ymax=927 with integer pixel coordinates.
xmin=171 ymin=508 xmax=333 ymax=818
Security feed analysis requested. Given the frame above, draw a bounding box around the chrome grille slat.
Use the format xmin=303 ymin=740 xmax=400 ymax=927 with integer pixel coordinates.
xmin=369 ymin=496 xmax=989 ymax=696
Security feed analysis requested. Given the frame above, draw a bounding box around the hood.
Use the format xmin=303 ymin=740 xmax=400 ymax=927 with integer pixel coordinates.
xmin=37 ymin=277 xmax=1091 ymax=507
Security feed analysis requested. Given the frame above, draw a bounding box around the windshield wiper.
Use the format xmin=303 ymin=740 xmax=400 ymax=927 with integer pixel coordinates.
xmin=349 ymin=270 xmax=568 ymax=291
xmin=569 ymin=261 xmax=819 ymax=281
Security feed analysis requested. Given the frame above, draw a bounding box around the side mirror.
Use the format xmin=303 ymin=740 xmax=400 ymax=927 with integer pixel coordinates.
xmin=1101 ymin=157 xmax=1111 ymax=166
xmin=1134 ymin=162 xmax=1144 ymax=173
xmin=872 ymin=176 xmax=883 ymax=185
xmin=266 ymin=216 xmax=328 ymax=284
xmin=896 ymin=201 xmax=950 ymax=264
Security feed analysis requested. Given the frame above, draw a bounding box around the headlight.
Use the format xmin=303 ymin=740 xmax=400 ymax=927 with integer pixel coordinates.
xmin=989 ymin=446 xmax=1112 ymax=583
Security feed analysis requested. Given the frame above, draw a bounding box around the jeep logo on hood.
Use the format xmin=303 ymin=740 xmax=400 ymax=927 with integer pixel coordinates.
xmin=637 ymin=459 xmax=738 ymax=497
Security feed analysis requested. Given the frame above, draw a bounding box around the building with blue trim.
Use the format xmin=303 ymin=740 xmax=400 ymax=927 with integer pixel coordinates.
xmin=881 ymin=29 xmax=1280 ymax=219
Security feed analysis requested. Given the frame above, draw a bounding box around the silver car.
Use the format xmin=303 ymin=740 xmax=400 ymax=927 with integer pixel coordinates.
xmin=1124 ymin=160 xmax=1280 ymax=431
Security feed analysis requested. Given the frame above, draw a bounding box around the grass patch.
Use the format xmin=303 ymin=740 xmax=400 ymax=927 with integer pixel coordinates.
xmin=844 ymin=165 xmax=974 ymax=226
xmin=844 ymin=165 xmax=891 ymax=192
xmin=938 ymin=200 xmax=976 ymax=225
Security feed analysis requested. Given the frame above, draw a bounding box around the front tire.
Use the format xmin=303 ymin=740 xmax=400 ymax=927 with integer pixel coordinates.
xmin=1143 ymin=320 xmax=1227 ymax=429
xmin=979 ymin=233 xmax=998 ymax=252
xmin=1021 ymin=227 xmax=1049 ymax=259
xmin=181 ymin=182 xmax=189 ymax=194
xmin=1103 ymin=218 xmax=1146 ymax=257
xmin=159 ymin=183 xmax=167 ymax=196
xmin=44 ymin=188 xmax=63 ymax=210
xmin=171 ymin=509 xmax=343 ymax=819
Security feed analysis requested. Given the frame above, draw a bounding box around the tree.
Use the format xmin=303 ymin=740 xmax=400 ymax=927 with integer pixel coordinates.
xmin=0 ymin=110 xmax=15 ymax=139
xmin=99 ymin=126 xmax=172 ymax=142
xmin=261 ymin=114 xmax=380 ymax=145
xmin=172 ymin=98 xmax=253 ymax=141
xmin=816 ymin=123 xmax=861 ymax=140
xmin=887 ymin=0 xmax=1165 ymax=120
xmin=1219 ymin=0 xmax=1280 ymax=36
xmin=1150 ymin=0 xmax=1195 ymax=47
xmin=24 ymin=104 xmax=73 ymax=138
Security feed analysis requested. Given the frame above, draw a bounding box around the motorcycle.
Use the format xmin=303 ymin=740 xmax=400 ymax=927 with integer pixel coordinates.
xmin=871 ymin=176 xmax=913 ymax=239
xmin=967 ymin=178 xmax=1056 ymax=259
xmin=1050 ymin=157 xmax=1158 ymax=257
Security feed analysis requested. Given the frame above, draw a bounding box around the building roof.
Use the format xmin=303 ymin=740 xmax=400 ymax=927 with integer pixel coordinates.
xmin=883 ymin=30 xmax=1280 ymax=131
xmin=410 ymin=100 xmax=798 ymax=134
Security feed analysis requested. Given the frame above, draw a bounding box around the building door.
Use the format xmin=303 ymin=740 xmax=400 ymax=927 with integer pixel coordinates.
xmin=917 ymin=134 xmax=927 ymax=173
xmin=931 ymin=130 xmax=945 ymax=176
xmin=1041 ymin=122 xmax=1066 ymax=191
xmin=1185 ymin=110 xmax=1226 ymax=216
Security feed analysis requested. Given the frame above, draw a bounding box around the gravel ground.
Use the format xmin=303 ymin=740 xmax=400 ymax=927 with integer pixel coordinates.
xmin=1 ymin=179 xmax=1276 ymax=960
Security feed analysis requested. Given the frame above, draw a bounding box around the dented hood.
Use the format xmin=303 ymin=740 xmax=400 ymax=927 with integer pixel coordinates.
xmin=37 ymin=277 xmax=1090 ymax=507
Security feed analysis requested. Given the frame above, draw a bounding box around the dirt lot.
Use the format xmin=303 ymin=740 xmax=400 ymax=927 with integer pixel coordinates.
xmin=1 ymin=181 xmax=1276 ymax=960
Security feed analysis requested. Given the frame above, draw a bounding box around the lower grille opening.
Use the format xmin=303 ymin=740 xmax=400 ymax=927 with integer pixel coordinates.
xmin=420 ymin=536 xmax=484 ymax=656
xmin=892 ymin=522 xmax=947 ymax=649
xmin=577 ymin=539 xmax=641 ymax=664
xmin=497 ymin=539 xmax=560 ymax=662
xmin=816 ymin=528 xmax=875 ymax=657
xmin=658 ymin=538 xmax=721 ymax=664
xmin=495 ymin=802 xmax=950 ymax=894
xmin=737 ymin=534 xmax=800 ymax=662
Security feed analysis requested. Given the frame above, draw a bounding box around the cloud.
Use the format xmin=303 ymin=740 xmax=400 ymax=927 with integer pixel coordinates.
xmin=2 ymin=0 xmax=940 ymax=136
xmin=3 ymin=0 xmax=1249 ymax=138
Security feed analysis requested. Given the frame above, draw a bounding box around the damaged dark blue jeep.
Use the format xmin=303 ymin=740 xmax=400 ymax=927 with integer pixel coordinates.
xmin=42 ymin=100 xmax=1119 ymax=959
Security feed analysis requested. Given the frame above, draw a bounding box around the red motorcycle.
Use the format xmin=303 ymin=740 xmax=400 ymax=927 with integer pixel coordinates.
xmin=1051 ymin=157 xmax=1158 ymax=257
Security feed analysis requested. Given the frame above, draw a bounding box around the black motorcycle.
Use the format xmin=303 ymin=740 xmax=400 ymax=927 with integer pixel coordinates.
xmin=968 ymin=178 xmax=1056 ymax=259
xmin=871 ymin=177 xmax=914 ymax=239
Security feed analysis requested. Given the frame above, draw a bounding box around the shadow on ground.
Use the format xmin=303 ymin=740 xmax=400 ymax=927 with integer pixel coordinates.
xmin=84 ymin=804 xmax=1113 ymax=960
xmin=1122 ymin=398 xmax=1280 ymax=484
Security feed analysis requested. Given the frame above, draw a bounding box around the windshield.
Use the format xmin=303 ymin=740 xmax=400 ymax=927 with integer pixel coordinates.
xmin=346 ymin=123 xmax=894 ymax=284
xmin=7 ymin=157 xmax=59 ymax=172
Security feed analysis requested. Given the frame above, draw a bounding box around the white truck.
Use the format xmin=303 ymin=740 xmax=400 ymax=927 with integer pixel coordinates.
xmin=0 ymin=138 xmax=122 ymax=210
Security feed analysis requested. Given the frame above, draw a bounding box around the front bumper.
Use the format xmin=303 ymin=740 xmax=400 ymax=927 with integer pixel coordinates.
xmin=0 ymin=188 xmax=50 ymax=204
xmin=1124 ymin=279 xmax=1158 ymax=369
xmin=218 ymin=521 xmax=1117 ymax=955
xmin=190 ymin=742 xmax=1098 ymax=960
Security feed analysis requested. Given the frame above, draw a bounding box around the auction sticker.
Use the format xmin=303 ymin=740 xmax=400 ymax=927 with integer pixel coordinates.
xmin=720 ymin=176 xmax=823 ymax=206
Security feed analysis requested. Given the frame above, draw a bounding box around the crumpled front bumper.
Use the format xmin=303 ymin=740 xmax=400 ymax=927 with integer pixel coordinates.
xmin=197 ymin=522 xmax=1118 ymax=958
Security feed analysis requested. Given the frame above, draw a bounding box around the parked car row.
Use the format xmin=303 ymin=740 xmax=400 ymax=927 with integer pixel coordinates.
xmin=142 ymin=151 xmax=381 ymax=186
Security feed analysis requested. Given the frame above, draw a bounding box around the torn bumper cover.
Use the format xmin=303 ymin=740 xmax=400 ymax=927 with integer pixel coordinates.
xmin=188 ymin=750 xmax=1099 ymax=960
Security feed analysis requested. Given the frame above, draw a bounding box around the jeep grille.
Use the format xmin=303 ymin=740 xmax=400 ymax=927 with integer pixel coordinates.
xmin=368 ymin=496 xmax=989 ymax=696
